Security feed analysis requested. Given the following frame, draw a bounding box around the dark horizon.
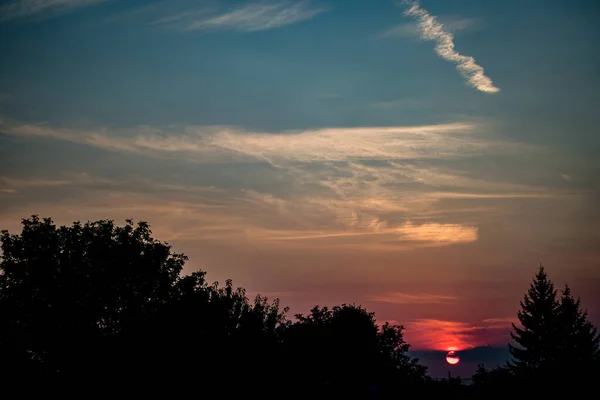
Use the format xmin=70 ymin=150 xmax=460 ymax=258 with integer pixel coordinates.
xmin=411 ymin=346 xmax=511 ymax=379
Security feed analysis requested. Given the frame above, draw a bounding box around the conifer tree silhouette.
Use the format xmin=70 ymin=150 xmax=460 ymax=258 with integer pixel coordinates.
xmin=509 ymin=266 xmax=560 ymax=376
xmin=556 ymin=285 xmax=600 ymax=380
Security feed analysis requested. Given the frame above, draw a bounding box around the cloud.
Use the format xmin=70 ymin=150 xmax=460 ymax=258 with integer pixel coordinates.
xmin=0 ymin=175 xmax=74 ymax=190
xmin=2 ymin=120 xmax=537 ymax=165
xmin=293 ymin=160 xmax=553 ymax=227
xmin=2 ymin=118 xmax=570 ymax=252
xmin=401 ymin=0 xmax=500 ymax=93
xmin=183 ymin=1 xmax=325 ymax=32
xmin=0 ymin=173 xmax=217 ymax=196
xmin=0 ymin=0 xmax=106 ymax=21
xmin=405 ymin=318 xmax=515 ymax=350
xmin=560 ymin=173 xmax=573 ymax=182
xmin=149 ymin=10 xmax=208 ymax=27
xmin=0 ymin=171 xmax=482 ymax=252
xmin=397 ymin=221 xmax=478 ymax=243
xmin=369 ymin=292 xmax=457 ymax=304
xmin=0 ymin=179 xmax=243 ymax=244
xmin=380 ymin=16 xmax=480 ymax=39
xmin=208 ymin=123 xmax=492 ymax=164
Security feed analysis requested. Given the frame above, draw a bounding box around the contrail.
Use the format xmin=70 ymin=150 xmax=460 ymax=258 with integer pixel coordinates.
xmin=401 ymin=0 xmax=500 ymax=93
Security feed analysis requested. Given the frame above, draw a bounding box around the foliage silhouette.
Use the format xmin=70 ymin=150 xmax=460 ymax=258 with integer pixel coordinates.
xmin=281 ymin=304 xmax=427 ymax=397
xmin=0 ymin=216 xmax=429 ymax=397
xmin=0 ymin=217 xmax=288 ymax=394
xmin=472 ymin=364 xmax=516 ymax=397
xmin=0 ymin=217 xmax=186 ymax=386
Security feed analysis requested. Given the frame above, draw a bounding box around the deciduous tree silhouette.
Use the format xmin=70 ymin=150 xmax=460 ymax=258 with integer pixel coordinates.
xmin=282 ymin=304 xmax=427 ymax=397
xmin=131 ymin=271 xmax=289 ymax=395
xmin=472 ymin=364 xmax=515 ymax=396
xmin=0 ymin=216 xmax=288 ymax=394
xmin=0 ymin=216 xmax=186 ymax=388
xmin=1 ymin=216 xmax=431 ymax=398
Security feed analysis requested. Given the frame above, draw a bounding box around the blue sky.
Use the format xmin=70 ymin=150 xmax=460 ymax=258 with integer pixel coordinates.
xmin=1 ymin=0 xmax=600 ymax=357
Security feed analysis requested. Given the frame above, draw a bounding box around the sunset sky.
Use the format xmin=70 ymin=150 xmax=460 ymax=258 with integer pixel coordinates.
xmin=1 ymin=0 xmax=599 ymax=367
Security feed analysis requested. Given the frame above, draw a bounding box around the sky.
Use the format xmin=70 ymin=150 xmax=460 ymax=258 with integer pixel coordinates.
xmin=1 ymin=0 xmax=600 ymax=375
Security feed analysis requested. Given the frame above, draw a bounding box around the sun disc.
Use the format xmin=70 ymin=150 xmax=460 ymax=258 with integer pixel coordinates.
xmin=446 ymin=350 xmax=460 ymax=365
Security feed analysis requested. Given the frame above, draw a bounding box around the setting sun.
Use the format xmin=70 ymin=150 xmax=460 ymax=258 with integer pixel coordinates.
xmin=446 ymin=351 xmax=460 ymax=365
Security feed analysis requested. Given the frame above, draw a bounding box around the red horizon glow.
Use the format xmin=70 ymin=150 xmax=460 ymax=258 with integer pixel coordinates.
xmin=400 ymin=318 xmax=517 ymax=351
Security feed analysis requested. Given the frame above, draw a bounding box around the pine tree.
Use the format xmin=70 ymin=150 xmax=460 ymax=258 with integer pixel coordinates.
xmin=556 ymin=285 xmax=600 ymax=378
xmin=509 ymin=265 xmax=560 ymax=375
xmin=509 ymin=266 xmax=600 ymax=391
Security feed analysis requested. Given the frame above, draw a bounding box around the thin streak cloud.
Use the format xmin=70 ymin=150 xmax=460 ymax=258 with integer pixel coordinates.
xmin=0 ymin=0 xmax=106 ymax=21
xmin=185 ymin=1 xmax=326 ymax=32
xmin=369 ymin=292 xmax=457 ymax=304
xmin=401 ymin=0 xmax=500 ymax=93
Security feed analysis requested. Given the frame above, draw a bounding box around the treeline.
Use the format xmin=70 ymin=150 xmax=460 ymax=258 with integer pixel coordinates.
xmin=0 ymin=217 xmax=598 ymax=398
xmin=472 ymin=266 xmax=600 ymax=396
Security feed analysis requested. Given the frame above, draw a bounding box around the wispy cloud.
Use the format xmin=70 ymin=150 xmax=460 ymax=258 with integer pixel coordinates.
xmin=181 ymin=1 xmax=325 ymax=32
xmin=560 ymin=173 xmax=573 ymax=182
xmin=0 ymin=0 xmax=106 ymax=22
xmin=2 ymin=120 xmax=535 ymax=164
xmin=401 ymin=0 xmax=499 ymax=93
xmin=369 ymin=292 xmax=457 ymax=304
xmin=0 ymin=175 xmax=74 ymax=191
xmin=207 ymin=124 xmax=496 ymax=164
xmin=245 ymin=222 xmax=478 ymax=248
xmin=0 ymin=191 xmax=242 ymax=243
xmin=2 ymin=118 xmax=570 ymax=252
xmin=0 ymin=173 xmax=217 ymax=196
xmin=149 ymin=10 xmax=207 ymax=27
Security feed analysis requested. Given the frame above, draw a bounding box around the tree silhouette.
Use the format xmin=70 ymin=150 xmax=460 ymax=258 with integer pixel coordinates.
xmin=282 ymin=304 xmax=427 ymax=397
xmin=0 ymin=216 xmax=186 ymax=386
xmin=508 ymin=265 xmax=560 ymax=377
xmin=508 ymin=265 xmax=600 ymax=392
xmin=13 ymin=215 xmax=599 ymax=396
xmin=556 ymin=285 xmax=600 ymax=381
xmin=131 ymin=271 xmax=289 ymax=395
xmin=0 ymin=216 xmax=289 ymax=394
xmin=472 ymin=364 xmax=515 ymax=396
xmin=0 ymin=216 xmax=434 ymax=396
